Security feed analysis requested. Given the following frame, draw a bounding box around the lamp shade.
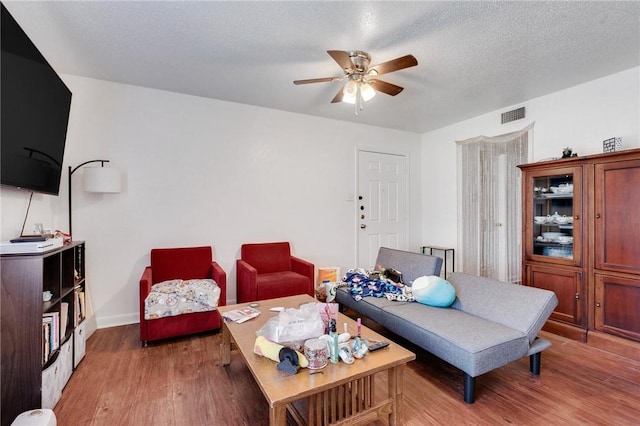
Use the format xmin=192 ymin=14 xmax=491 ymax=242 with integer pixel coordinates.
xmin=83 ymin=167 xmax=121 ymax=193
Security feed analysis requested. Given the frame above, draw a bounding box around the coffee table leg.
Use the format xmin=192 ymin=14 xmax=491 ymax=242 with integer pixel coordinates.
xmin=221 ymin=322 xmax=231 ymax=366
xmin=269 ymin=404 xmax=286 ymax=426
xmin=388 ymin=364 xmax=406 ymax=426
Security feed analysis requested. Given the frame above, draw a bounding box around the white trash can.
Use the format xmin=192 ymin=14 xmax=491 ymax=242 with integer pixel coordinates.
xmin=11 ymin=409 xmax=56 ymax=426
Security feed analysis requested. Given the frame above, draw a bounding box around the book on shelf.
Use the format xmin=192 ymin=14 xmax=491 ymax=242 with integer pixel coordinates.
xmin=60 ymin=302 xmax=69 ymax=337
xmin=74 ymin=290 xmax=86 ymax=326
xmin=42 ymin=322 xmax=50 ymax=364
xmin=42 ymin=312 xmax=60 ymax=362
xmin=43 ymin=312 xmax=58 ymax=349
xmin=74 ymin=292 xmax=79 ymax=326
xmin=41 ymin=317 xmax=59 ymax=364
xmin=221 ymin=306 xmax=261 ymax=323
xmin=79 ymin=290 xmax=85 ymax=322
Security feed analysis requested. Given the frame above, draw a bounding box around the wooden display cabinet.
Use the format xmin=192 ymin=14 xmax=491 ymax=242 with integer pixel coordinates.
xmin=525 ymin=264 xmax=585 ymax=324
xmin=594 ymin=274 xmax=640 ymax=342
xmin=594 ymin=159 xmax=640 ymax=275
xmin=519 ymin=149 xmax=640 ymax=361
xmin=522 ymin=165 xmax=582 ymax=267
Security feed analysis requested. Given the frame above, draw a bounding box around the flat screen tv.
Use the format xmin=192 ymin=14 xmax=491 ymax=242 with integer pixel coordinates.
xmin=1 ymin=3 xmax=72 ymax=196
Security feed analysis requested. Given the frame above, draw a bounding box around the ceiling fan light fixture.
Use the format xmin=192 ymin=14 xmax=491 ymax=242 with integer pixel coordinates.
xmin=360 ymin=82 xmax=376 ymax=102
xmin=294 ymin=50 xmax=418 ymax=114
xmin=342 ymin=79 xmax=358 ymax=104
xmin=343 ymin=79 xmax=375 ymax=105
xmin=342 ymin=95 xmax=357 ymax=105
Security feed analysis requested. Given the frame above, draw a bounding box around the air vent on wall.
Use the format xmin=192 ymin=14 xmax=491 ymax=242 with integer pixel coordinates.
xmin=501 ymin=106 xmax=526 ymax=124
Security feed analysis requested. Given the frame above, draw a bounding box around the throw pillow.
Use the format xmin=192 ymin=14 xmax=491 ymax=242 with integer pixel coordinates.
xmin=411 ymin=275 xmax=456 ymax=307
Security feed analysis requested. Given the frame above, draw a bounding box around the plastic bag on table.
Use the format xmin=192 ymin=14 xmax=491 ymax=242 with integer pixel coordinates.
xmin=256 ymin=302 xmax=324 ymax=346
xmin=316 ymin=302 xmax=339 ymax=333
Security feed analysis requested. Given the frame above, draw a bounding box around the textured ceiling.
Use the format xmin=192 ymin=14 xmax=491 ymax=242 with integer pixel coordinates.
xmin=4 ymin=1 xmax=640 ymax=134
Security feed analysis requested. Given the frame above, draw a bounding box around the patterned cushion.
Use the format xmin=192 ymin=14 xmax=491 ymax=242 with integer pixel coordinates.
xmin=144 ymin=279 xmax=221 ymax=320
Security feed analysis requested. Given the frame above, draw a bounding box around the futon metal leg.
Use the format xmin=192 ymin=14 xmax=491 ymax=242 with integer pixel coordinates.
xmin=530 ymin=352 xmax=541 ymax=375
xmin=463 ymin=373 xmax=475 ymax=404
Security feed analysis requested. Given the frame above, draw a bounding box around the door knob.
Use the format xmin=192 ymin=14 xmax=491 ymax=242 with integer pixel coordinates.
xmin=360 ymin=224 xmax=366 ymax=229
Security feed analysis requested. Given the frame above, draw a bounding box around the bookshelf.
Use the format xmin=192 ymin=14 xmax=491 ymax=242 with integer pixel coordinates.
xmin=1 ymin=241 xmax=87 ymax=426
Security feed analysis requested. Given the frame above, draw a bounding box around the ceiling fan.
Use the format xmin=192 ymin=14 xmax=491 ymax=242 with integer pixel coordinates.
xmin=294 ymin=50 xmax=418 ymax=113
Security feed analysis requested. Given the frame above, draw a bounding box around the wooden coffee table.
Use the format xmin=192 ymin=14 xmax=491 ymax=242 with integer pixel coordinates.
xmin=218 ymin=294 xmax=415 ymax=426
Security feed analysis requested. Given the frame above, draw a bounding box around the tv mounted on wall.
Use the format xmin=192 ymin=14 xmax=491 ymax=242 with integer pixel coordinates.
xmin=1 ymin=3 xmax=72 ymax=196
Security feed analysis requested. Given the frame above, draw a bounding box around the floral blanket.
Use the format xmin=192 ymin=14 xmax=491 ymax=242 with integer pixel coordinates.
xmin=144 ymin=279 xmax=221 ymax=320
xmin=342 ymin=268 xmax=413 ymax=302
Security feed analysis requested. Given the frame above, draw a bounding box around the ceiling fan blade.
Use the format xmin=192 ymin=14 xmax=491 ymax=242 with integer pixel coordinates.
xmin=370 ymin=79 xmax=404 ymax=96
xmin=369 ymin=54 xmax=418 ymax=76
xmin=294 ymin=77 xmax=341 ymax=85
xmin=330 ymin=86 xmax=345 ymax=103
xmin=327 ymin=50 xmax=354 ymax=71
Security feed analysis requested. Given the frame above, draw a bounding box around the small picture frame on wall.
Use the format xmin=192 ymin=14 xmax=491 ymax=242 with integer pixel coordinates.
xmin=603 ymin=137 xmax=622 ymax=153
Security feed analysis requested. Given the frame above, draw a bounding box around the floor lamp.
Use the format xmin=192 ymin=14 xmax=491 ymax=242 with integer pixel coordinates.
xmin=68 ymin=160 xmax=121 ymax=238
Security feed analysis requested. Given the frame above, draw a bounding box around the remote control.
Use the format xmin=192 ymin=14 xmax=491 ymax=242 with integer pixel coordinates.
xmin=368 ymin=340 xmax=389 ymax=351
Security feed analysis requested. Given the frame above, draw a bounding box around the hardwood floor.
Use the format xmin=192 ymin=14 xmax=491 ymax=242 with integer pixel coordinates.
xmin=55 ymin=314 xmax=640 ymax=425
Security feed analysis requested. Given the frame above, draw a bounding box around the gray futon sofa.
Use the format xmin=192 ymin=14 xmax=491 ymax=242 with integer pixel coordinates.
xmin=336 ymin=247 xmax=558 ymax=403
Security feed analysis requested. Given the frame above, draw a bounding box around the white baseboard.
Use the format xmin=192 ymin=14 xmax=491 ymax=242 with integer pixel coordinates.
xmin=96 ymin=313 xmax=139 ymax=329
xmin=94 ymin=305 xmax=237 ymax=331
xmin=84 ymin=315 xmax=98 ymax=339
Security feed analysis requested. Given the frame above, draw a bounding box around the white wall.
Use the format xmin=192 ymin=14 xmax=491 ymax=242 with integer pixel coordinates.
xmin=1 ymin=76 xmax=422 ymax=329
xmin=420 ymin=67 xmax=640 ymax=260
xmin=3 ymin=67 xmax=637 ymax=330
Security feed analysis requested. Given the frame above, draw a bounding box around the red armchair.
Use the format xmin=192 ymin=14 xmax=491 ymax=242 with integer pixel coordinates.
xmin=139 ymin=246 xmax=226 ymax=345
xmin=236 ymin=242 xmax=314 ymax=303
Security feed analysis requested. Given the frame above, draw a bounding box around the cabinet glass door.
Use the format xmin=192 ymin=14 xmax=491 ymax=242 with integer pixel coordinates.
xmin=526 ymin=167 xmax=582 ymax=265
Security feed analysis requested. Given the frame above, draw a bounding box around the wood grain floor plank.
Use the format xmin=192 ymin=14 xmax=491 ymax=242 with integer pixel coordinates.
xmin=54 ymin=322 xmax=640 ymax=425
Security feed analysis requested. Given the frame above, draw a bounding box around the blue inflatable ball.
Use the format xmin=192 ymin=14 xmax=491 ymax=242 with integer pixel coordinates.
xmin=411 ymin=276 xmax=456 ymax=307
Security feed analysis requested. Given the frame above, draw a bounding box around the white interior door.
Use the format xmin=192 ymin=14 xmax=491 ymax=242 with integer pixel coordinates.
xmin=357 ymin=150 xmax=408 ymax=269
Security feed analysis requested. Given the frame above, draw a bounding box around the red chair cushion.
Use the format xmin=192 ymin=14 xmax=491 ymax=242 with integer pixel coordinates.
xmin=256 ymin=271 xmax=311 ymax=300
xmin=241 ymin=242 xmax=291 ymax=274
xmin=150 ymin=246 xmax=212 ymax=283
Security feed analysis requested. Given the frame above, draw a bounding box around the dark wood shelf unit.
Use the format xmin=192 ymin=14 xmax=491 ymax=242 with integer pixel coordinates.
xmin=1 ymin=241 xmax=86 ymax=426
